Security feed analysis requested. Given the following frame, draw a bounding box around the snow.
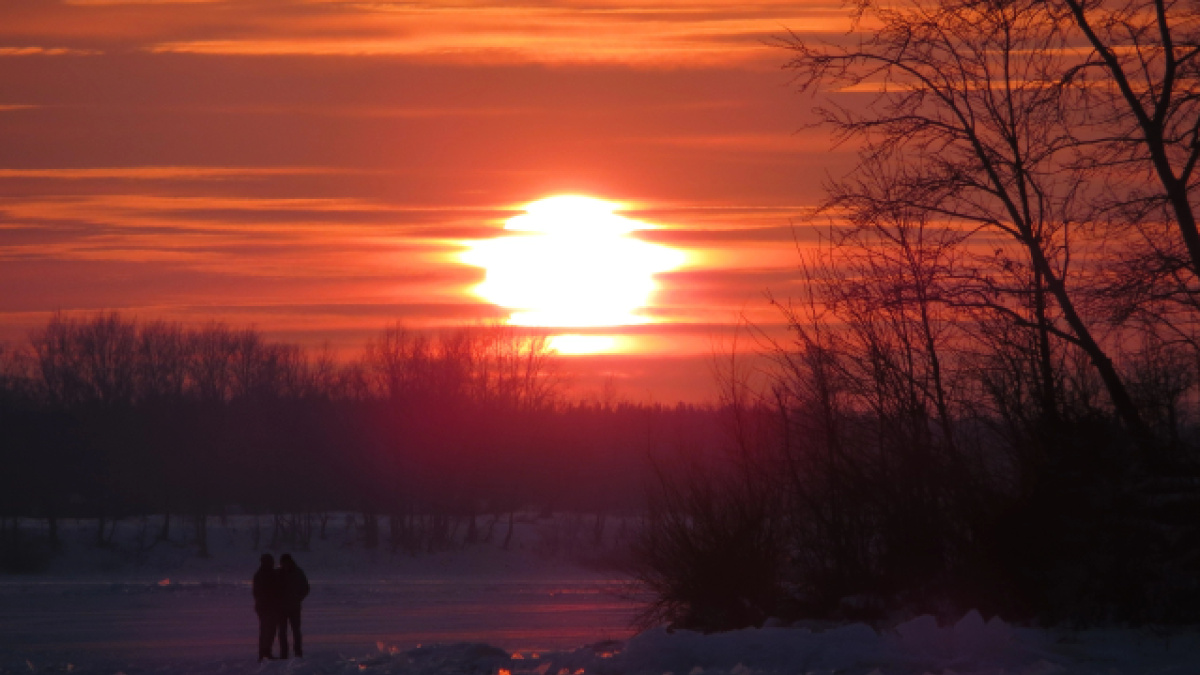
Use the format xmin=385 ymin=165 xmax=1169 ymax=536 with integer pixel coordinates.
xmin=0 ymin=513 xmax=640 ymax=669
xmin=9 ymin=611 xmax=1200 ymax=675
xmin=3 ymin=516 xmax=1200 ymax=675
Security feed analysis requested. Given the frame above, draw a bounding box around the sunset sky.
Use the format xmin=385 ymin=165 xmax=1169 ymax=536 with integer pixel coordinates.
xmin=0 ymin=0 xmax=861 ymax=403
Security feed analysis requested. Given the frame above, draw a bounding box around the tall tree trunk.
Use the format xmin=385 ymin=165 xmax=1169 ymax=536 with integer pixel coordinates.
xmin=389 ymin=513 xmax=401 ymax=551
xmin=47 ymin=514 xmax=59 ymax=553
xmin=465 ymin=509 xmax=478 ymax=545
xmin=593 ymin=512 xmax=606 ymax=546
xmin=96 ymin=512 xmax=107 ymax=548
xmin=195 ymin=510 xmax=209 ymax=558
xmin=1034 ymin=267 xmax=1059 ymax=427
xmin=502 ymin=510 xmax=516 ymax=550
xmin=1027 ymin=240 xmax=1152 ymax=450
xmin=270 ymin=513 xmax=281 ymax=549
xmin=362 ymin=512 xmax=378 ymax=550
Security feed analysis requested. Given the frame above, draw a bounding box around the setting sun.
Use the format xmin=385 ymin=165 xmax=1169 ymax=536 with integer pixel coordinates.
xmin=461 ymin=196 xmax=685 ymax=340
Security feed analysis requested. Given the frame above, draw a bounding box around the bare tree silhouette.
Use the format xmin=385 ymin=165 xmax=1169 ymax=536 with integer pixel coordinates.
xmin=784 ymin=0 xmax=1155 ymax=445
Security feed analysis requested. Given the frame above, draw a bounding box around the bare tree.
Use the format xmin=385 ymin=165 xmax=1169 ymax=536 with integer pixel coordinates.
xmin=785 ymin=0 xmax=1153 ymax=445
xmin=188 ymin=323 xmax=238 ymax=402
xmin=1058 ymin=0 xmax=1200 ymax=275
xmin=136 ymin=321 xmax=188 ymax=401
xmin=30 ymin=312 xmax=138 ymax=408
xmin=362 ymin=323 xmax=433 ymax=401
xmin=1036 ymin=0 xmax=1200 ymax=381
xmin=468 ymin=324 xmax=561 ymax=410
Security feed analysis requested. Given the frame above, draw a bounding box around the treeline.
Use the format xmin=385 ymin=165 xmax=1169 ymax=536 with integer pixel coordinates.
xmin=638 ymin=255 xmax=1200 ymax=628
xmin=0 ymin=313 xmax=720 ymax=563
xmin=633 ymin=0 xmax=1200 ymax=628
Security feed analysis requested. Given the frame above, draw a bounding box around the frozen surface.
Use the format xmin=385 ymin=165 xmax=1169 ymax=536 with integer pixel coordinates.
xmin=7 ymin=605 xmax=1200 ymax=675
xmin=1 ymin=514 xmax=641 ymax=669
xmin=4 ymin=516 xmax=1200 ymax=674
xmin=0 ymin=575 xmax=636 ymax=660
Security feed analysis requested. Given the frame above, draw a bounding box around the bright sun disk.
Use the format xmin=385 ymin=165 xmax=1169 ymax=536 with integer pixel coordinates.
xmin=461 ymin=196 xmax=685 ymax=349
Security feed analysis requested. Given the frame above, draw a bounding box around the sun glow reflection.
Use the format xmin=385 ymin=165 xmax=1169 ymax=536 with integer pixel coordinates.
xmin=548 ymin=334 xmax=617 ymax=355
xmin=461 ymin=196 xmax=685 ymax=353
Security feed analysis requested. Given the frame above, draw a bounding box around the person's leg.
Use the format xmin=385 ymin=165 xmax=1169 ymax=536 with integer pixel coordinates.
xmin=290 ymin=609 xmax=303 ymax=657
xmin=257 ymin=610 xmax=274 ymax=660
xmin=277 ymin=612 xmax=290 ymax=659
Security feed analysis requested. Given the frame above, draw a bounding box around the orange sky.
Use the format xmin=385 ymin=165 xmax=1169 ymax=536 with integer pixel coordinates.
xmin=0 ymin=0 xmax=862 ymax=403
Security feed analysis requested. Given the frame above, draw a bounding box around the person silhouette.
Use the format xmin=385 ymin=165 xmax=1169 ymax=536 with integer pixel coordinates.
xmin=252 ymin=553 xmax=281 ymax=662
xmin=277 ymin=553 xmax=310 ymax=658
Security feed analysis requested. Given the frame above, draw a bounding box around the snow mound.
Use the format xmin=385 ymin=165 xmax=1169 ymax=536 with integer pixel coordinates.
xmin=890 ymin=610 xmax=1041 ymax=673
xmin=575 ymin=623 xmax=886 ymax=675
xmin=525 ymin=616 xmax=1199 ymax=675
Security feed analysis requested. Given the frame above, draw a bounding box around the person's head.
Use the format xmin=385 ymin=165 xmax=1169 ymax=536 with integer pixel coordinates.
xmin=260 ymin=553 xmax=274 ymax=569
xmin=280 ymin=553 xmax=295 ymax=570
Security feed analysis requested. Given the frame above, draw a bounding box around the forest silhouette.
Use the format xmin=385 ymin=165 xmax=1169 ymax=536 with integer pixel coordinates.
xmin=0 ymin=314 xmax=718 ymax=564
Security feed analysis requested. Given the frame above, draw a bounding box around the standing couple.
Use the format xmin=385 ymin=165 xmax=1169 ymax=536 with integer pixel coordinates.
xmin=253 ymin=553 xmax=310 ymax=662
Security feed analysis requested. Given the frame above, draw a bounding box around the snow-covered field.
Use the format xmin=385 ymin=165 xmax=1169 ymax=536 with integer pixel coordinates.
xmin=3 ymin=515 xmax=1200 ymax=675
xmin=1 ymin=513 xmax=640 ymax=668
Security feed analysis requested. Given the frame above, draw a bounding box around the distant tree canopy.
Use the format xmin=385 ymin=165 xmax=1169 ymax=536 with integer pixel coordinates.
xmin=0 ymin=312 xmax=722 ymax=559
